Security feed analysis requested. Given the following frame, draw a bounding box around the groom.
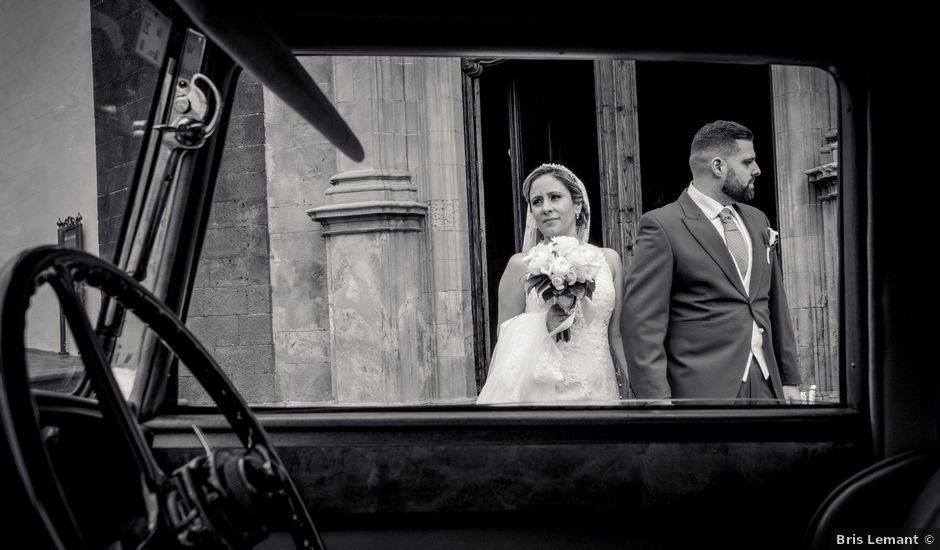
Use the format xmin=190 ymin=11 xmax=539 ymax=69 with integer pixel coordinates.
xmin=621 ymin=121 xmax=801 ymax=402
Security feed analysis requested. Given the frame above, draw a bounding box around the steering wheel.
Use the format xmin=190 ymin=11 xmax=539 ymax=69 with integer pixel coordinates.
xmin=0 ymin=246 xmax=325 ymax=549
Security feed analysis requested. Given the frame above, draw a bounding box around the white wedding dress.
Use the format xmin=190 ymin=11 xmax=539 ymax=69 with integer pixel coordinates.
xmin=477 ymin=249 xmax=620 ymax=404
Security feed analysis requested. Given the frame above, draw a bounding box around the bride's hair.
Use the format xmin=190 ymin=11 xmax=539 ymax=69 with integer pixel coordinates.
xmin=520 ymin=163 xmax=591 ymax=251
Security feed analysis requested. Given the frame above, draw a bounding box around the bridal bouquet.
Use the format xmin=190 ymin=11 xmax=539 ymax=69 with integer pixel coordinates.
xmin=522 ymin=236 xmax=605 ymax=342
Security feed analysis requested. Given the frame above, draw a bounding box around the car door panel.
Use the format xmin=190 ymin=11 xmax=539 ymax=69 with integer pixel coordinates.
xmin=149 ymin=409 xmax=868 ymax=548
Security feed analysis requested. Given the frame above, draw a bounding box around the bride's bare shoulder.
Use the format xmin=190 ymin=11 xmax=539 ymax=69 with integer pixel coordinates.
xmin=508 ymin=251 xmax=529 ymax=265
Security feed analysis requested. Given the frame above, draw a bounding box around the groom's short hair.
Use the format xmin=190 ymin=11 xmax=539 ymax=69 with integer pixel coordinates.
xmin=690 ymin=120 xmax=753 ymax=159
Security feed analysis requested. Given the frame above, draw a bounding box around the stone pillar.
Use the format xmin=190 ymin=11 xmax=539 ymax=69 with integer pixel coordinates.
xmin=405 ymin=58 xmax=476 ymax=402
xmin=771 ymin=65 xmax=840 ymax=400
xmin=309 ymin=57 xmax=432 ymax=404
xmin=308 ymin=170 xmax=430 ymax=403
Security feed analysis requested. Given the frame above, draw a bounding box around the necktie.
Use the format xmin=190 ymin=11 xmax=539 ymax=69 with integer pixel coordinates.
xmin=718 ymin=207 xmax=748 ymax=278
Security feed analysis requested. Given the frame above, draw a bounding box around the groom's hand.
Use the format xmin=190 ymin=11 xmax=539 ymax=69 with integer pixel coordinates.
xmin=546 ymin=304 xmax=567 ymax=333
xmin=782 ymin=385 xmax=802 ymax=403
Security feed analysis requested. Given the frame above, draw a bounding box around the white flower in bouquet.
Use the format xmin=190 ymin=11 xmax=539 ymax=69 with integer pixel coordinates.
xmin=524 ymin=246 xmax=555 ymax=276
xmin=551 ymin=235 xmax=580 ymax=256
xmin=564 ymin=247 xmax=587 ymax=279
xmin=566 ymin=246 xmax=603 ymax=283
xmin=548 ymin=257 xmax=572 ymax=289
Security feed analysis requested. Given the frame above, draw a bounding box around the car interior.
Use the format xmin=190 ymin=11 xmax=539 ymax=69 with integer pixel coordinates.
xmin=0 ymin=2 xmax=935 ymax=549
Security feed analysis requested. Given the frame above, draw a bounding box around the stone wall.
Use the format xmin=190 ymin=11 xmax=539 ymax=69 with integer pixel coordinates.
xmin=264 ymin=57 xmax=335 ymax=404
xmin=183 ymin=74 xmax=275 ymax=405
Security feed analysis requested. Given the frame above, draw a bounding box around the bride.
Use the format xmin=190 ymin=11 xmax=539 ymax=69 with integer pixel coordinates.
xmin=477 ymin=163 xmax=631 ymax=404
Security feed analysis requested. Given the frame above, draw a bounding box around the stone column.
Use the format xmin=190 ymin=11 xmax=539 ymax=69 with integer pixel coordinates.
xmin=308 ymin=57 xmax=432 ymax=404
xmin=405 ymin=57 xmax=476 ymax=402
xmin=771 ymin=65 xmax=840 ymax=400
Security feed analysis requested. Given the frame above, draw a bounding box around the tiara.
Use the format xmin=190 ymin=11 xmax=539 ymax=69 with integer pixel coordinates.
xmin=539 ymin=163 xmax=576 ymax=177
xmin=536 ymin=163 xmax=586 ymax=190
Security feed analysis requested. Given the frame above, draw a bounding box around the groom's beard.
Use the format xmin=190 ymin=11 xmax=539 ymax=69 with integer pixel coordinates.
xmin=722 ymin=170 xmax=755 ymax=202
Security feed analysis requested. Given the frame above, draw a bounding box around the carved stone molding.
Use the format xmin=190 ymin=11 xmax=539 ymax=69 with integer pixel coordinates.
xmin=805 ymin=161 xmax=839 ymax=201
xmin=308 ymin=169 xmax=427 ymax=236
xmin=809 ymin=128 xmax=839 ymax=200
xmin=325 ymin=169 xmax=417 ymax=199
xmin=307 ymin=200 xmax=428 ymax=236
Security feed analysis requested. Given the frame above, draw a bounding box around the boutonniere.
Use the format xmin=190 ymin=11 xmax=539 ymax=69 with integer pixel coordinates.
xmin=766 ymin=228 xmax=779 ymax=264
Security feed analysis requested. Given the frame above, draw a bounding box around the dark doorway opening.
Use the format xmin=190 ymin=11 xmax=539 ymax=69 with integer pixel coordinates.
xmin=635 ymin=61 xmax=777 ymax=227
xmin=477 ymin=59 xmax=601 ymax=357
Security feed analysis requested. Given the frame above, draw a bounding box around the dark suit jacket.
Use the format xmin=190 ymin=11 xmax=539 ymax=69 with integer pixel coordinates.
xmin=621 ymin=190 xmax=800 ymax=399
